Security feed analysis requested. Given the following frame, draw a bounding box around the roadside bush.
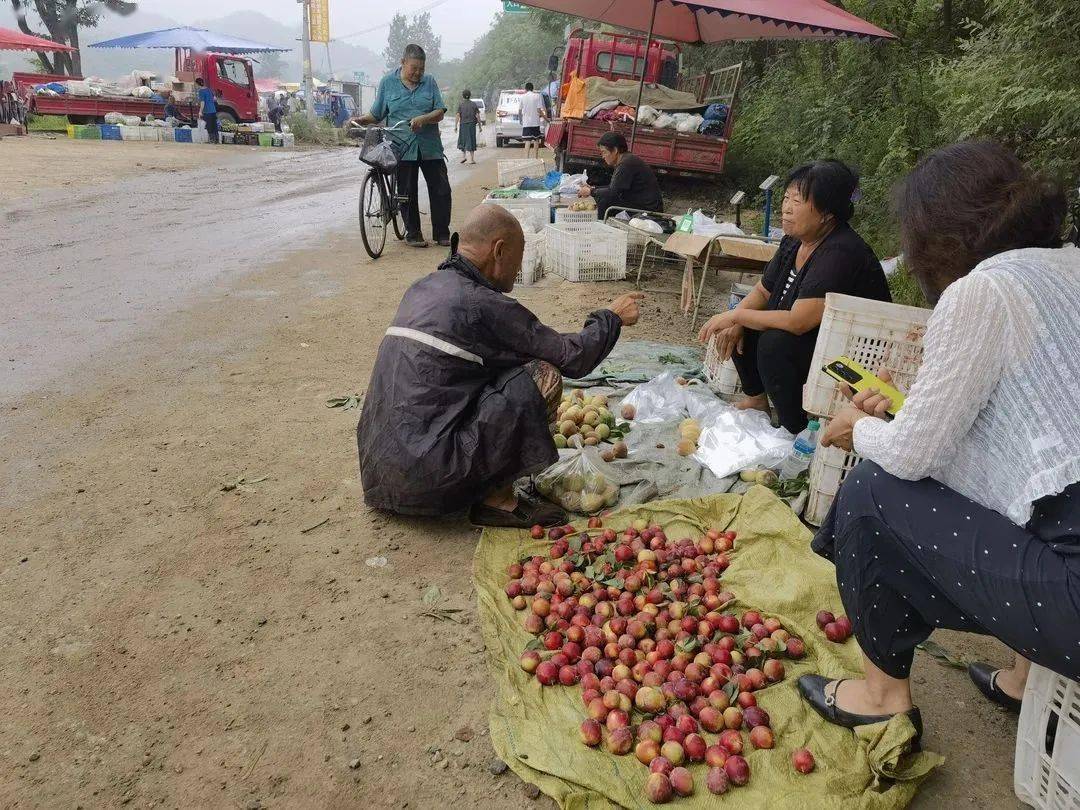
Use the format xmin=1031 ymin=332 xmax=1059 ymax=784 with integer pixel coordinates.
xmin=285 ymin=112 xmax=339 ymax=146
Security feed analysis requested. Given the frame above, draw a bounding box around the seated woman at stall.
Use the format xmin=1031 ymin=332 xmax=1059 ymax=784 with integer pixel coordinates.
xmin=698 ymin=159 xmax=890 ymax=434
xmin=578 ymin=132 xmax=663 ymax=219
xmin=797 ymin=141 xmax=1080 ymax=741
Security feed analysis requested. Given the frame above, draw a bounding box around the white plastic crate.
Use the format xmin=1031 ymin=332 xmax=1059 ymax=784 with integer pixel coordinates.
xmin=517 ymin=230 xmax=545 ymax=286
xmin=192 ymin=129 xmax=210 ymax=144
xmin=804 ymin=293 xmax=931 ymax=420
xmin=498 ymin=158 xmax=546 ymax=188
xmin=804 ymin=423 xmax=863 ymax=526
xmin=119 ymin=125 xmax=142 ymax=141
xmin=484 ymin=194 xmax=551 ymax=233
xmin=543 ymin=222 xmax=627 ymax=283
xmin=142 ymin=127 xmax=162 ymax=142
xmin=554 ymin=208 xmax=598 ymax=228
xmin=504 ymin=204 xmax=550 ymax=235
xmin=1015 ymin=665 xmax=1080 ymax=809
xmin=703 ymin=335 xmax=744 ymax=400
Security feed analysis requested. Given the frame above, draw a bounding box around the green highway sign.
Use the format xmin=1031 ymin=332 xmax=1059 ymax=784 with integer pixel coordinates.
xmin=503 ymin=1 xmax=529 ymax=12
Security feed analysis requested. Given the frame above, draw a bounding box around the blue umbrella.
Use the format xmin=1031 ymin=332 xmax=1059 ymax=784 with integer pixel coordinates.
xmin=89 ymin=26 xmax=290 ymax=53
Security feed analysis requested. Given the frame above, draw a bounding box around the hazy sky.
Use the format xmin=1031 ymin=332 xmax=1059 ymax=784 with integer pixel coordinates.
xmin=135 ymin=0 xmax=501 ymax=56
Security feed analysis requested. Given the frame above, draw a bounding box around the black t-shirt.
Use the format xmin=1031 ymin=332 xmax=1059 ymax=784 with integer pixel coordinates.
xmin=761 ymin=223 xmax=890 ymax=311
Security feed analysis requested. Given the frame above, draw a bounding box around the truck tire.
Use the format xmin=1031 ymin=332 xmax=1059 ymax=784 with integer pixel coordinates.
xmin=216 ymin=110 xmax=238 ymax=128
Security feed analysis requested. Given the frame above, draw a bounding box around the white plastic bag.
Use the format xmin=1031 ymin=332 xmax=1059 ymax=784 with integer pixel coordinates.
xmin=104 ymin=112 xmax=124 ymax=125
xmin=677 ymin=114 xmax=704 ymax=134
xmin=652 ymin=113 xmax=676 ymax=129
xmin=691 ymin=210 xmax=745 ymax=238
xmin=638 ymin=105 xmax=659 ymax=125
xmin=122 ymin=115 xmax=141 ymax=127
xmin=534 ymin=447 xmax=620 ymax=514
xmin=558 ymin=172 xmax=589 ymax=195
xmin=629 ymin=217 xmax=664 ymax=234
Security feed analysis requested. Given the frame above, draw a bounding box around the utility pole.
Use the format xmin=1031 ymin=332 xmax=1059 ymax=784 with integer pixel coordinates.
xmin=300 ymin=0 xmax=316 ymax=123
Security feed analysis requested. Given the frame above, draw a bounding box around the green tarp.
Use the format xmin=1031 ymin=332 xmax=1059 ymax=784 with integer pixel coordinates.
xmin=475 ymin=486 xmax=943 ymax=809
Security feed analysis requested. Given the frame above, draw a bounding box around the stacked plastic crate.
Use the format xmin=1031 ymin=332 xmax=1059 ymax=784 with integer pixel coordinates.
xmin=802 ymin=293 xmax=930 ymax=525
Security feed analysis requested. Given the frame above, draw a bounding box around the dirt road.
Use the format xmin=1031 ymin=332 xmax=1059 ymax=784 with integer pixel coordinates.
xmin=0 ymin=134 xmax=1022 ymax=809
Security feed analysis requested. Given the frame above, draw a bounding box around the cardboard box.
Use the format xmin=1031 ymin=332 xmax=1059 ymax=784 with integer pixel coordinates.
xmin=718 ymin=236 xmax=779 ymax=264
xmin=663 ymin=232 xmax=714 ymax=260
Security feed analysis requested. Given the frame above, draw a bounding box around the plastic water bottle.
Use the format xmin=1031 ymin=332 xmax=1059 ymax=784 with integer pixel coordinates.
xmin=779 ymin=419 xmax=820 ymax=481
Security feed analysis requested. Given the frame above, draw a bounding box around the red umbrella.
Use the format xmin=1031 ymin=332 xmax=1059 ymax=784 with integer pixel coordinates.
xmin=0 ymin=25 xmax=75 ymax=52
xmin=517 ymin=0 xmax=895 ymax=145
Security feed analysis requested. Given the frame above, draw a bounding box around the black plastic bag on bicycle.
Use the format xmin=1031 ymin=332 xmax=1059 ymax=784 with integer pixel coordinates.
xmin=360 ymin=128 xmax=402 ymax=173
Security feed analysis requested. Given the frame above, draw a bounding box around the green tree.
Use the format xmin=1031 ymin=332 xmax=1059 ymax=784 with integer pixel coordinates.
xmin=11 ymin=0 xmax=138 ymax=76
xmin=254 ymin=50 xmax=285 ymax=80
xmin=384 ymin=12 xmax=442 ymax=71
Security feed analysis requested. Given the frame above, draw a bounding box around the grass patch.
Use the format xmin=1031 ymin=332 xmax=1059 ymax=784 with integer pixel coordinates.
xmin=27 ymin=114 xmax=69 ymax=132
xmin=887 ymin=259 xmax=929 ymax=309
xmin=284 ymin=113 xmax=340 ymax=146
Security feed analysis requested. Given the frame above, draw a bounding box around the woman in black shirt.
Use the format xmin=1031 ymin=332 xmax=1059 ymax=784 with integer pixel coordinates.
xmin=698 ymin=160 xmax=890 ymax=433
xmin=579 ymin=132 xmax=663 ymax=218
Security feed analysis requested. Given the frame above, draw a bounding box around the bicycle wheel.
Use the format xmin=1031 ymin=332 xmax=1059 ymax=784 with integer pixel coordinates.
xmin=359 ymin=170 xmax=389 ymax=259
xmin=383 ymin=171 xmax=407 ymax=241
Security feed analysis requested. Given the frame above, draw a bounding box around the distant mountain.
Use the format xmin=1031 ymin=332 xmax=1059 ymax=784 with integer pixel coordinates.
xmin=0 ymin=7 xmax=382 ymax=84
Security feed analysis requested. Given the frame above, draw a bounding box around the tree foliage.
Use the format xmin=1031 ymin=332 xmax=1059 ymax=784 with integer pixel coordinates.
xmin=383 ymin=12 xmax=442 ymax=72
xmin=11 ymin=0 xmax=137 ymax=75
xmin=450 ymin=11 xmax=570 ymax=105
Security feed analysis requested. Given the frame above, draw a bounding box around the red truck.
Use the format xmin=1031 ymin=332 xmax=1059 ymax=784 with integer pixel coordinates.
xmin=16 ymin=51 xmax=259 ymax=127
xmin=545 ymin=29 xmax=742 ymax=180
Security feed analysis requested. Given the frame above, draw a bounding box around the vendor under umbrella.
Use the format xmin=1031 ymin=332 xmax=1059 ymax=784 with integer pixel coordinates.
xmin=357 ymin=205 xmax=644 ymax=528
xmin=578 ymin=132 xmax=663 ymax=218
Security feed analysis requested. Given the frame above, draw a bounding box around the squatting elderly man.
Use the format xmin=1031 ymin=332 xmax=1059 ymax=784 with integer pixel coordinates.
xmin=357 ymin=205 xmax=644 ymax=528
xmin=355 ymin=43 xmax=451 ymax=248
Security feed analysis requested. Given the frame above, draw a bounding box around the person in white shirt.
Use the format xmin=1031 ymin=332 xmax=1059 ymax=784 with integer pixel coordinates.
xmin=518 ymin=82 xmax=547 ymax=160
xmin=796 ymin=141 xmax=1080 ymax=744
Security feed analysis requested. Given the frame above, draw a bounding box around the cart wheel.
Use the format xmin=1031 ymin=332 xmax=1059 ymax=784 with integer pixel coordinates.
xmin=359 ymin=171 xmax=389 ymax=259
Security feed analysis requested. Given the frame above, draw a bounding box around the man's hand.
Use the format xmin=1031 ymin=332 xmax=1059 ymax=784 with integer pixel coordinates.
xmin=717 ymin=324 xmax=745 ymax=361
xmin=354 ymin=113 xmax=376 ymax=127
xmin=697 ymin=309 xmax=737 ymax=343
xmin=409 ymin=116 xmax=425 ymax=132
xmin=608 ymin=292 xmax=645 ymax=326
xmin=578 ymin=184 xmax=592 ymax=198
xmin=820 ymin=405 xmax=869 ymax=452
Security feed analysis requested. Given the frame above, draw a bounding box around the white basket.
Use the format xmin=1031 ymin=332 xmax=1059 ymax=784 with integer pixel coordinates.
xmin=554 ymin=208 xmax=598 ymax=228
xmin=484 ymin=194 xmax=551 ymax=233
xmin=804 ymin=293 xmax=931 ymax=420
xmin=498 ymin=158 xmax=546 ymax=188
xmin=192 ymin=129 xmax=210 ymax=144
xmin=1015 ymin=665 xmax=1080 ymax=809
xmin=804 ymin=422 xmax=863 ymax=526
xmin=119 ymin=125 xmax=142 ymax=141
xmin=703 ymin=335 xmax=744 ymax=400
xmin=517 ymin=230 xmax=545 ymax=286
xmin=543 ymin=222 xmax=627 ymax=283
xmin=141 ymin=127 xmax=162 ymax=142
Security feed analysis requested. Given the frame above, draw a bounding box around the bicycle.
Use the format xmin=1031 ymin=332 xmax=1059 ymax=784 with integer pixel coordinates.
xmin=356 ymin=122 xmax=412 ymax=260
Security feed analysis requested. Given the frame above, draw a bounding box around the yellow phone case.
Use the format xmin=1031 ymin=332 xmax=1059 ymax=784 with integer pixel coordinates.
xmin=822 ymin=356 xmax=906 ymax=416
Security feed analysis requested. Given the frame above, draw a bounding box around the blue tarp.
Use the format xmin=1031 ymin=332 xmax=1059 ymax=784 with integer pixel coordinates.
xmin=89 ymin=26 xmax=290 ymax=53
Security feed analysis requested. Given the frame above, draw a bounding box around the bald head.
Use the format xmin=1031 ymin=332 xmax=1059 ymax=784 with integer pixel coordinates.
xmin=457 ymin=205 xmax=526 ymax=293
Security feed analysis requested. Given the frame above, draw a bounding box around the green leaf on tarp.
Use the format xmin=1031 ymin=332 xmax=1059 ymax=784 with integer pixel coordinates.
xmin=583 ymin=565 xmax=595 ymax=580
xmin=525 ymin=637 xmax=545 ymax=651
xmin=569 ymin=535 xmax=583 ymax=553
xmin=917 ymin=639 xmax=968 ymax=669
xmin=422 ymin=586 xmax=442 ymax=606
xmin=657 ymin=353 xmax=684 ymax=365
xmin=723 ymin=679 xmax=740 ymax=702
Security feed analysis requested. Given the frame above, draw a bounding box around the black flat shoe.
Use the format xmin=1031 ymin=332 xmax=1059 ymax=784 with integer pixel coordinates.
xmin=798 ymin=675 xmax=923 ymax=745
xmin=405 ymin=236 xmax=429 ymax=248
xmin=968 ymin=662 xmax=1023 ymax=713
xmin=469 ymin=498 xmax=567 ymax=529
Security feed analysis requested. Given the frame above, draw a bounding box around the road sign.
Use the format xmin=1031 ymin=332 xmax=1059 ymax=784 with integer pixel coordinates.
xmin=503 ymin=1 xmax=529 ymax=13
xmin=309 ymin=0 xmax=330 ymax=43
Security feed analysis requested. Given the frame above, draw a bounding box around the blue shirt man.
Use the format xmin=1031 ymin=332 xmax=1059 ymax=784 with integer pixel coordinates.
xmin=357 ymin=44 xmax=451 ymax=248
xmin=197 ymin=84 xmax=217 ymax=115
xmin=194 ymin=77 xmax=220 ymax=144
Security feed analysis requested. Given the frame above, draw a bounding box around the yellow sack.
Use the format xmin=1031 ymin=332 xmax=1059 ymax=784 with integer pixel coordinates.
xmin=561 ymin=72 xmax=587 ymax=120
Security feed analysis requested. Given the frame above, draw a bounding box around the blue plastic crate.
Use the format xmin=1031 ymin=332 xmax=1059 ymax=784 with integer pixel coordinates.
xmin=100 ymin=125 xmax=122 ymax=141
xmin=174 ymin=128 xmax=193 ymax=143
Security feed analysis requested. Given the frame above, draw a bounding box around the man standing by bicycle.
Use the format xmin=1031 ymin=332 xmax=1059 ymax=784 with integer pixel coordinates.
xmin=354 ymin=44 xmax=451 ymax=248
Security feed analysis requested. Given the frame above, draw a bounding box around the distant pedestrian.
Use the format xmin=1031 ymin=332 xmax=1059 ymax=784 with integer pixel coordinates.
xmin=195 ymin=77 xmax=219 ymax=144
xmin=268 ymin=92 xmax=287 ymax=133
xmin=519 ymin=82 xmax=547 ymax=161
xmin=456 ymin=90 xmax=480 ymax=165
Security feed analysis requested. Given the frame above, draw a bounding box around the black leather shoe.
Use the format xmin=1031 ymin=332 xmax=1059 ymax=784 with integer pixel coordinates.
xmin=405 ymin=235 xmax=429 ymax=248
xmin=968 ymin=662 xmax=1023 ymax=713
xmin=798 ymin=675 xmax=923 ymax=744
xmin=469 ymin=498 xmax=567 ymax=529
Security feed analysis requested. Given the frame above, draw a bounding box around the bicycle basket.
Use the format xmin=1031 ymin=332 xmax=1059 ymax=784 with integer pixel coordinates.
xmin=360 ymin=128 xmax=403 ymax=173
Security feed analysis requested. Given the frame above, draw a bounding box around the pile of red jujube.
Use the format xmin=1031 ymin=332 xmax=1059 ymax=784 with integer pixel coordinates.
xmin=506 ymin=517 xmax=818 ymax=804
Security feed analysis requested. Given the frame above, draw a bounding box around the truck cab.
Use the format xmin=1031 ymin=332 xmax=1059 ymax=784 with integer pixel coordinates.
xmin=180 ymin=52 xmax=258 ymax=126
xmin=560 ymin=29 xmax=680 ymax=87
